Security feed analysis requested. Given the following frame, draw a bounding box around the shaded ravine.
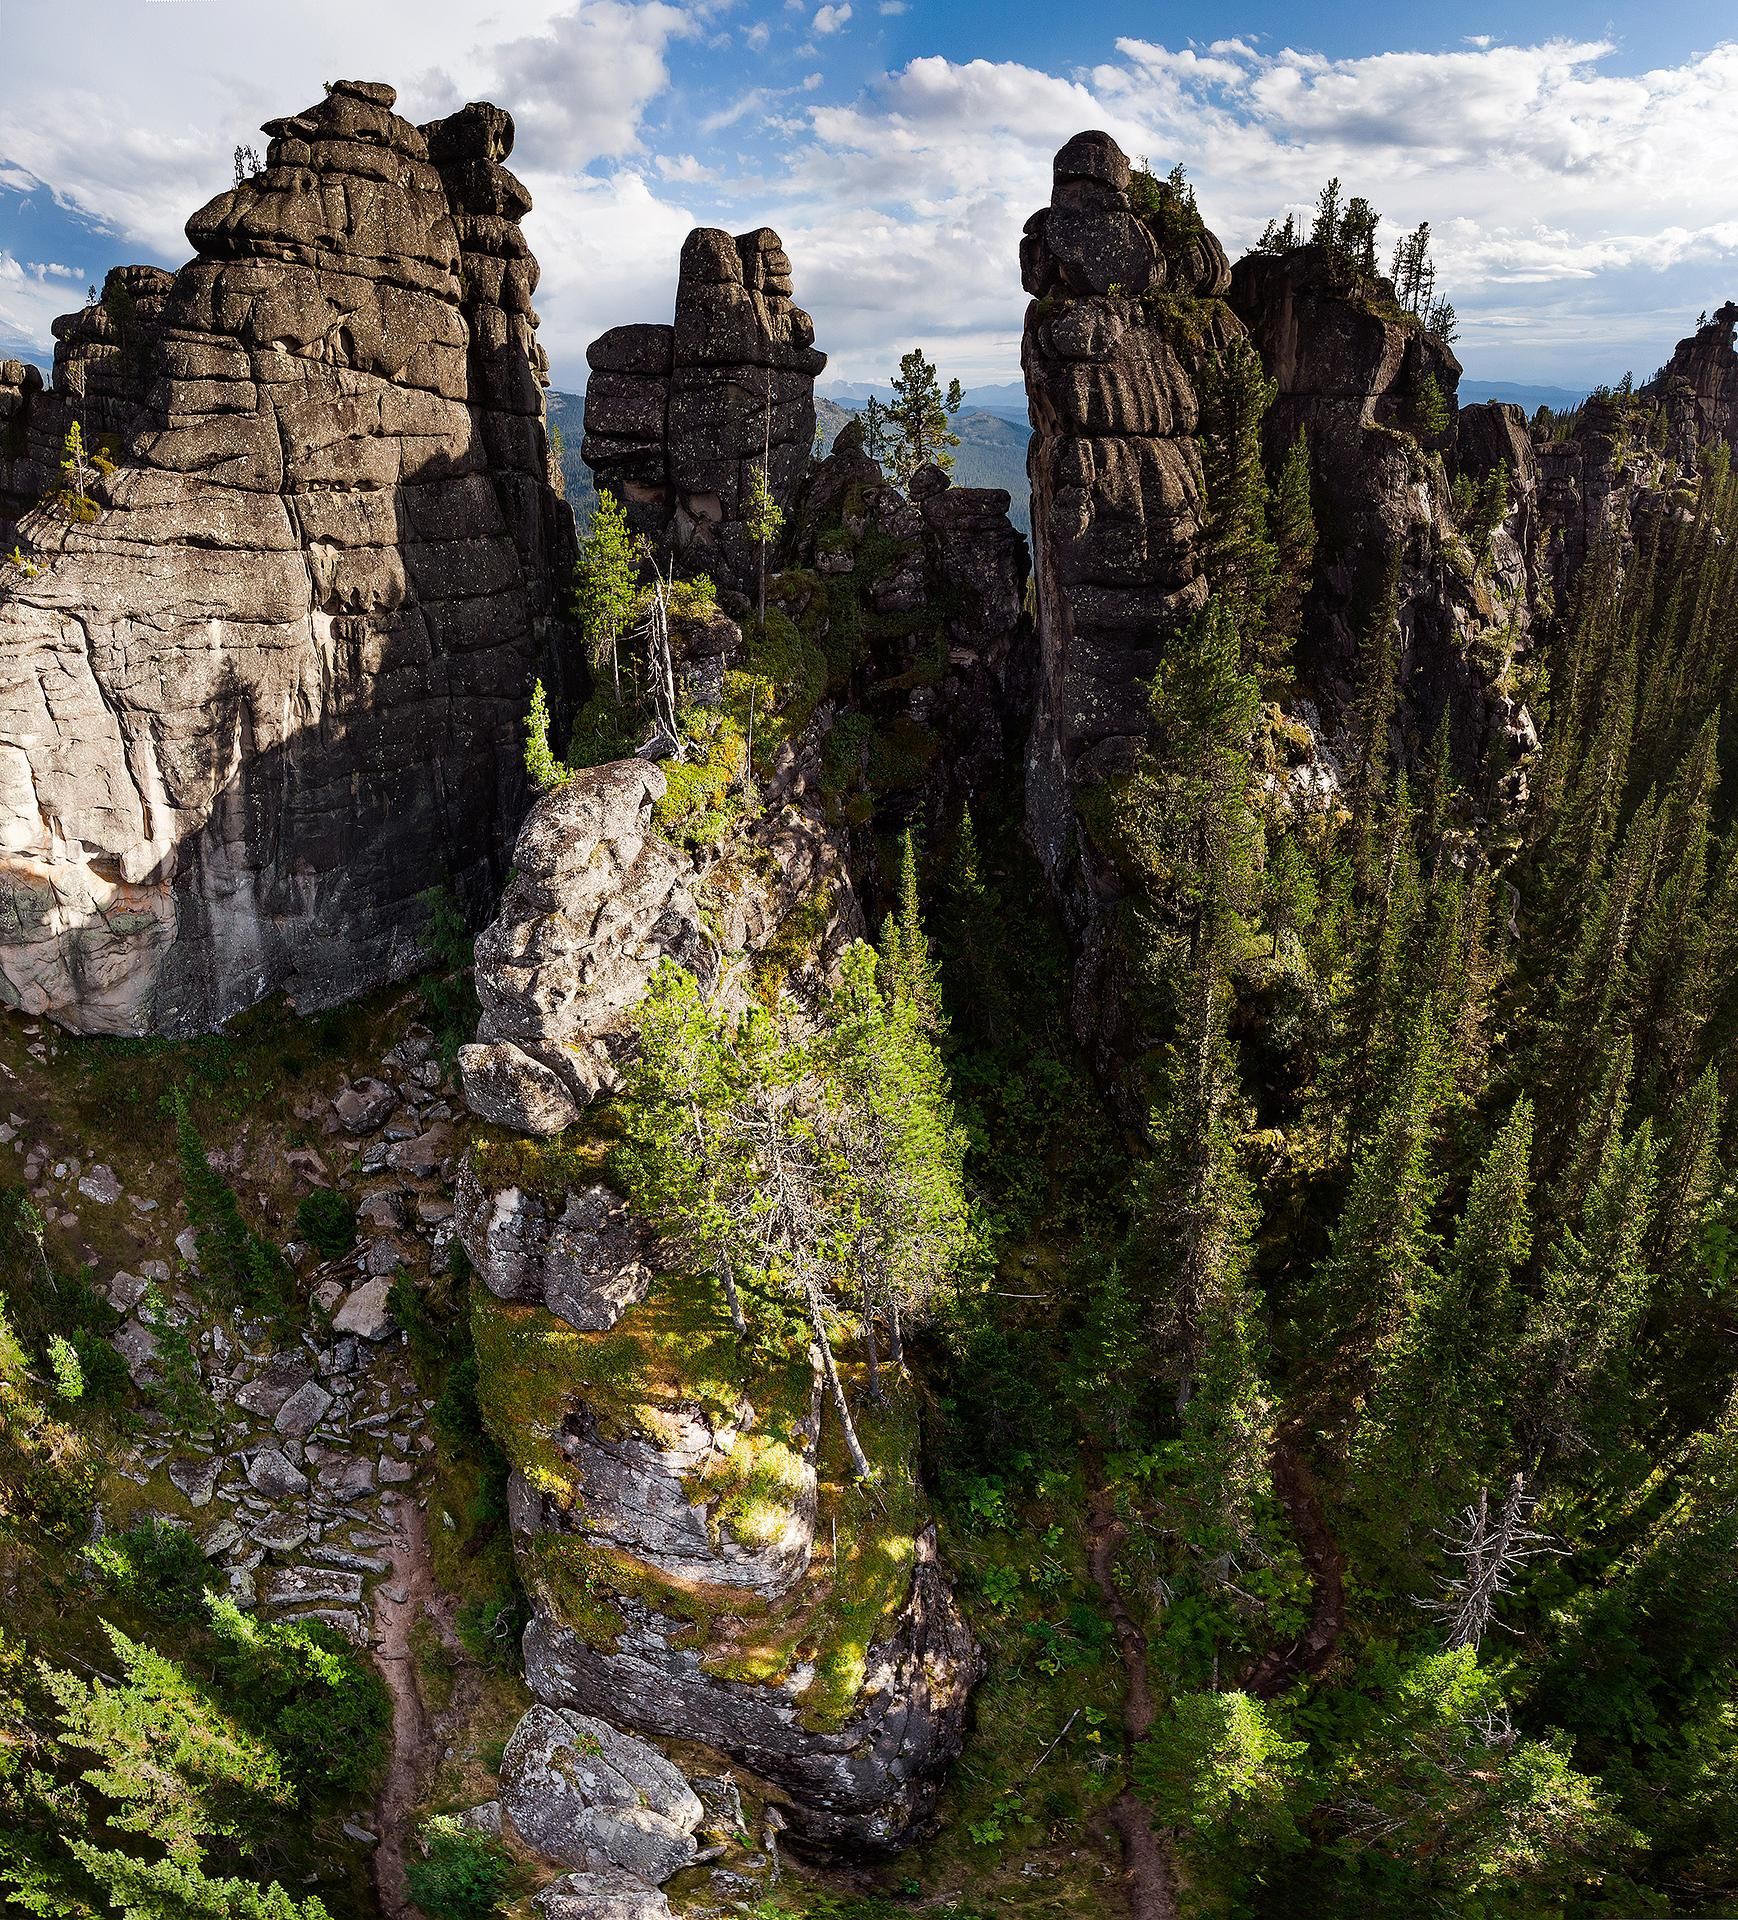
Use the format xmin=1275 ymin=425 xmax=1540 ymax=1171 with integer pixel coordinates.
xmin=370 ymin=1497 xmax=439 ymax=1920
xmin=1085 ymin=1478 xmax=1179 ymax=1920
xmin=1242 ymin=1434 xmax=1346 ymax=1701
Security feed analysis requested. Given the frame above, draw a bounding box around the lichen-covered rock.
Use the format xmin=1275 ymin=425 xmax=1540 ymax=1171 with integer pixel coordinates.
xmin=535 ymin=1871 xmax=670 ymax=1920
xmin=583 ymin=227 xmax=826 ymax=589
xmin=1649 ymin=303 xmax=1738 ymax=468
xmin=499 ymin=1705 xmax=702 ymax=1884
xmin=523 ymin=1523 xmax=981 ymax=1853
xmin=507 ymin=1365 xmax=821 ymax=1600
xmin=453 ymin=1171 xmax=655 ymax=1333
xmin=460 ymin=760 xmax=709 ymax=1133
xmin=0 ymin=81 xmax=574 ymax=1035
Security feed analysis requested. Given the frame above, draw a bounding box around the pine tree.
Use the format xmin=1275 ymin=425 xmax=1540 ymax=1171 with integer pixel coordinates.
xmin=1520 ymin=1120 xmax=1658 ymax=1461
xmin=1267 ymin=428 xmax=1316 ymax=664
xmin=1126 ymin=595 xmax=1263 ymax=967
xmin=523 ymin=678 xmax=566 ymax=792
xmin=883 ymin=348 xmax=962 ymax=481
xmin=878 ymin=829 xmax=944 ymax=1030
xmin=1302 ymin=1009 xmax=1444 ymax=1410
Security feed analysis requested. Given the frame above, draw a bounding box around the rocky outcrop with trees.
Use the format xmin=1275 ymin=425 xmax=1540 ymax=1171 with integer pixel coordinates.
xmin=0 ymin=80 xmax=573 ymax=1037
xmin=582 ymin=227 xmax=826 ymax=591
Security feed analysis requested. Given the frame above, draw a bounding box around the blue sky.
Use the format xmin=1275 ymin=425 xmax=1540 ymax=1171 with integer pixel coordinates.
xmin=4 ymin=1 xmax=1736 ymax=393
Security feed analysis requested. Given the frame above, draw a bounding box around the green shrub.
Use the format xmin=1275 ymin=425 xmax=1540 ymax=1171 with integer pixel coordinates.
xmin=85 ymin=1517 xmax=213 ymax=1621
xmin=406 ymin=1816 xmax=517 ymax=1920
xmin=295 ymin=1188 xmax=358 ymax=1261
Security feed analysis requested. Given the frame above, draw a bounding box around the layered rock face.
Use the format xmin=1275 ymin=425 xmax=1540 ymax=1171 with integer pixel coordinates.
xmin=523 ymin=1522 xmax=981 ymax=1852
xmin=0 ymin=80 xmax=572 ymax=1035
xmin=1019 ymin=131 xmax=1239 ymax=879
xmin=583 ymin=227 xmax=825 ymax=589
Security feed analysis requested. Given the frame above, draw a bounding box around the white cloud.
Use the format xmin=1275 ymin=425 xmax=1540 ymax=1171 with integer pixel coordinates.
xmin=656 ymin=152 xmax=717 ymax=182
xmin=770 ymin=36 xmax=1738 ymax=382
xmin=518 ymin=168 xmax=696 ymax=380
xmin=745 ymin=20 xmax=770 ymax=49
xmin=0 ymin=251 xmax=86 ymax=353
xmin=814 ymin=3 xmax=851 ymax=33
xmin=879 ymin=1 xmax=907 ymax=12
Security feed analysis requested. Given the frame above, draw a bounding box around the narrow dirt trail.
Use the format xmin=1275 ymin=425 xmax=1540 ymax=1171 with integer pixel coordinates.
xmin=1085 ymin=1477 xmax=1179 ymax=1920
xmin=370 ymin=1496 xmax=437 ymax=1920
xmin=1242 ymin=1434 xmax=1346 ymax=1701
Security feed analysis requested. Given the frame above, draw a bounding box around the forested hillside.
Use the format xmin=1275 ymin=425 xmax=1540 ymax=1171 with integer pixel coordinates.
xmin=1 ymin=79 xmax=1736 ymax=1920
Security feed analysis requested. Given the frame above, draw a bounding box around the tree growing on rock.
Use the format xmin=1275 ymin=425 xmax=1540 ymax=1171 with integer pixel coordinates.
xmin=880 ymin=348 xmax=963 ymax=482
xmin=619 ymin=926 xmax=967 ymax=1477
xmin=573 ymin=488 xmax=640 ymax=701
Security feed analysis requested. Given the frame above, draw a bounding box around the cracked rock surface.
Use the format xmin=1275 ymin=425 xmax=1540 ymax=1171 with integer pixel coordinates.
xmin=0 ymin=80 xmax=574 ymax=1036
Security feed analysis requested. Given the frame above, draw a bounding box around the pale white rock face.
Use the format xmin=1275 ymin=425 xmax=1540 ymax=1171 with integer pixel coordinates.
xmin=499 ymin=1705 xmax=702 ymax=1885
xmin=0 ymin=82 xmax=573 ymax=1038
xmin=534 ymin=1869 xmax=670 ymax=1920
xmin=460 ymin=760 xmax=709 ymax=1135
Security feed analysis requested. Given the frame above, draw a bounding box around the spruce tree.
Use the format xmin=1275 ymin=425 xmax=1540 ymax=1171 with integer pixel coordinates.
xmin=574 ymin=488 xmax=639 ymax=701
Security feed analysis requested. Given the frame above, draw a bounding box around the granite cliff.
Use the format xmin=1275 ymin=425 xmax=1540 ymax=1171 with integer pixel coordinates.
xmin=0 ymin=81 xmax=572 ymax=1036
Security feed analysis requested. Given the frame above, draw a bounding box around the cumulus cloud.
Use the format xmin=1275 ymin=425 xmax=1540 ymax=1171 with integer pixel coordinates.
xmin=0 ymin=251 xmax=87 ymax=355
xmin=814 ymin=4 xmax=852 ymax=34
xmin=776 ymin=36 xmax=1738 ymax=380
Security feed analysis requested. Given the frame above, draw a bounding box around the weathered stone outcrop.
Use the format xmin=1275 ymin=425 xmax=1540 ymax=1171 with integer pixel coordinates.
xmin=1648 ymin=303 xmax=1738 ymax=468
xmin=523 ymin=1521 xmax=981 ymax=1852
xmin=453 ymin=1171 xmax=655 ymax=1332
xmin=499 ymin=1705 xmax=703 ymax=1884
xmin=458 ymin=760 xmax=708 ymax=1134
xmin=508 ymin=1367 xmax=821 ymax=1601
xmin=0 ymin=80 xmax=573 ymax=1035
xmin=790 ymin=424 xmax=1034 ymax=831
xmin=1228 ymin=243 xmax=1543 ymax=797
xmin=583 ymin=227 xmax=825 ymax=589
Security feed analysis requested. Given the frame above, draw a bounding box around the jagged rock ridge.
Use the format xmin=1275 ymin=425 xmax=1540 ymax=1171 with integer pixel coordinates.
xmin=0 ymin=80 xmax=573 ymax=1035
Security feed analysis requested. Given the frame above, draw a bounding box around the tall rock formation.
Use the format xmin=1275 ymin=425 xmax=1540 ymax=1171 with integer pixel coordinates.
xmin=0 ymin=81 xmax=573 ymax=1036
xmin=1649 ymin=302 xmax=1738 ymax=466
xmin=1019 ymin=130 xmax=1240 ymax=1063
xmin=582 ymin=227 xmax=825 ymax=591
xmin=1229 ymin=244 xmax=1548 ymax=800
xmin=1021 ymin=131 xmax=1239 ymax=879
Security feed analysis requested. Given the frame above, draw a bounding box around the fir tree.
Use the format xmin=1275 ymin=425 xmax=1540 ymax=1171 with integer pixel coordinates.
xmin=523 ymin=678 xmax=566 ymax=793
xmin=1199 ymin=338 xmax=1280 ymax=660
xmin=573 ymin=488 xmax=639 ymax=701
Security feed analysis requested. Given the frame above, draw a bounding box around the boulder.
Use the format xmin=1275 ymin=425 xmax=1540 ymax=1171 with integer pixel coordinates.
xmin=534 ymin=1871 xmax=670 ymax=1920
xmin=332 ymin=1276 xmax=396 ymax=1341
xmin=0 ymin=81 xmax=575 ymax=1037
xmin=334 ymin=1080 xmax=398 ymax=1136
xmin=246 ymin=1448 xmax=310 ymax=1498
xmin=274 ymin=1379 xmax=334 ymax=1437
xmin=453 ymin=1171 xmax=654 ymax=1333
xmin=499 ymin=1705 xmax=702 ymax=1884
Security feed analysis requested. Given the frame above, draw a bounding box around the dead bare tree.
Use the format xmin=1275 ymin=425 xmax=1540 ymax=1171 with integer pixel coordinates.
xmin=1419 ymin=1473 xmax=1561 ymax=1650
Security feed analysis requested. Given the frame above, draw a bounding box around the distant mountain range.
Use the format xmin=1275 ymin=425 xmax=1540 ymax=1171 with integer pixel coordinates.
xmin=818 ymin=377 xmax=1030 ymax=422
xmin=814 ymin=395 xmax=1032 ymax=533
xmin=1458 ymin=378 xmax=1590 ymax=415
